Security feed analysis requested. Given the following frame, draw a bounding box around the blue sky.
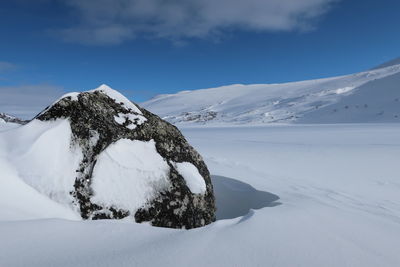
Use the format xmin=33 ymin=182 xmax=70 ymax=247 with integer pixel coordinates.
xmin=0 ymin=0 xmax=399 ymax=118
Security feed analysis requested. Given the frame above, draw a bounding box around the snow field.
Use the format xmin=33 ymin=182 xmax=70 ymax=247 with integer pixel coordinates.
xmin=1 ymin=123 xmax=400 ymax=266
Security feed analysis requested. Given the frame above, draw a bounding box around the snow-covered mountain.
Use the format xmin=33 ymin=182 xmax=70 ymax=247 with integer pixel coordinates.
xmin=371 ymin=57 xmax=400 ymax=70
xmin=142 ymin=61 xmax=400 ymax=125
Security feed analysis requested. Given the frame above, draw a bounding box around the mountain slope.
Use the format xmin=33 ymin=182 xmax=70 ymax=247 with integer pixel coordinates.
xmin=371 ymin=57 xmax=400 ymax=70
xmin=298 ymin=71 xmax=400 ymax=123
xmin=142 ymin=63 xmax=400 ymax=125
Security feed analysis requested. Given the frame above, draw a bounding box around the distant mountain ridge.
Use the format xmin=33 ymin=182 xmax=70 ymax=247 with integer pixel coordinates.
xmin=0 ymin=113 xmax=28 ymax=125
xmin=142 ymin=59 xmax=400 ymax=125
xmin=371 ymin=57 xmax=400 ymax=70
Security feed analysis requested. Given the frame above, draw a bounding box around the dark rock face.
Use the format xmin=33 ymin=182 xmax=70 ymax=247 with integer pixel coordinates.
xmin=35 ymin=86 xmax=216 ymax=229
xmin=0 ymin=113 xmax=28 ymax=125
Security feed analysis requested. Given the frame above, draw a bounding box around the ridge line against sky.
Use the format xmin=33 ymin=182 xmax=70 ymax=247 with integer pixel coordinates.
xmin=0 ymin=0 xmax=399 ymax=118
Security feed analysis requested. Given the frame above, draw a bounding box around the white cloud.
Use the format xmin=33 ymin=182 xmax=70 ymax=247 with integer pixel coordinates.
xmin=0 ymin=84 xmax=64 ymax=119
xmin=60 ymin=0 xmax=337 ymax=45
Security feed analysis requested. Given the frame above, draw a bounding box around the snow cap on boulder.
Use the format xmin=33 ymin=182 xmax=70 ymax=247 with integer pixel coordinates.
xmin=35 ymin=84 xmax=216 ymax=229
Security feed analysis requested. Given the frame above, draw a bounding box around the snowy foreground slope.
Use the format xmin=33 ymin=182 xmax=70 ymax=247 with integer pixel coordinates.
xmin=1 ymin=122 xmax=400 ymax=267
xmin=142 ymin=63 xmax=400 ymax=125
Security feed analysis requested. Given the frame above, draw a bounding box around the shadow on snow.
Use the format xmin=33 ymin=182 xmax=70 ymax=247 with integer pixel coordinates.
xmin=211 ymin=175 xmax=281 ymax=220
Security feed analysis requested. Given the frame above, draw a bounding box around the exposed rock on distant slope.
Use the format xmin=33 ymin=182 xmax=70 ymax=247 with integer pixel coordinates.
xmin=142 ymin=61 xmax=400 ymax=125
xmin=16 ymin=85 xmax=216 ymax=229
xmin=0 ymin=113 xmax=28 ymax=125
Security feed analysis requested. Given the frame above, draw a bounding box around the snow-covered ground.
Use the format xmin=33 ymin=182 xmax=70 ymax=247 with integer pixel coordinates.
xmin=1 ymin=122 xmax=400 ymax=267
xmin=1 ymin=60 xmax=400 ymax=266
xmin=143 ymin=63 xmax=400 ymax=125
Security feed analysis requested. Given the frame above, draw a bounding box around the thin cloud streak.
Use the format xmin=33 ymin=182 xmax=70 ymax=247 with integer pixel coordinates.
xmin=59 ymin=0 xmax=338 ymax=45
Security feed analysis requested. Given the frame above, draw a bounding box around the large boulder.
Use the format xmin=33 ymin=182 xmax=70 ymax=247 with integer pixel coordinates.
xmin=34 ymin=85 xmax=216 ymax=229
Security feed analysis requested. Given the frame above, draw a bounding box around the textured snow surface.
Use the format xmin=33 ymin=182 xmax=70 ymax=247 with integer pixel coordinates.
xmin=0 ymin=121 xmax=80 ymax=221
xmin=0 ymin=121 xmax=19 ymax=131
xmin=91 ymin=139 xmax=171 ymax=213
xmin=1 ymin=124 xmax=400 ymax=266
xmin=142 ymin=64 xmax=400 ymax=125
xmin=173 ymin=162 xmax=206 ymax=194
xmin=6 ymin=119 xmax=83 ymax=207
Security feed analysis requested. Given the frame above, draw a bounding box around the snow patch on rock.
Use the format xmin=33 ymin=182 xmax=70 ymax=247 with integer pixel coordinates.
xmin=89 ymin=130 xmax=100 ymax=147
xmin=114 ymin=114 xmax=126 ymax=125
xmin=90 ymin=139 xmax=171 ymax=213
xmin=61 ymin=92 xmax=79 ymax=101
xmin=114 ymin=112 xmax=147 ymax=130
xmin=92 ymin=84 xmax=142 ymax=114
xmin=173 ymin=162 xmax=206 ymax=194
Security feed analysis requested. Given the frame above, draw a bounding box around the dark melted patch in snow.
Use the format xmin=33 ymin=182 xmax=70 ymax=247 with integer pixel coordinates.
xmin=211 ymin=175 xmax=280 ymax=220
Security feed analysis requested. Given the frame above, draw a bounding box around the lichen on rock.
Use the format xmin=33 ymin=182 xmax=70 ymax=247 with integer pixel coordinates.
xmin=35 ymin=85 xmax=216 ymax=229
